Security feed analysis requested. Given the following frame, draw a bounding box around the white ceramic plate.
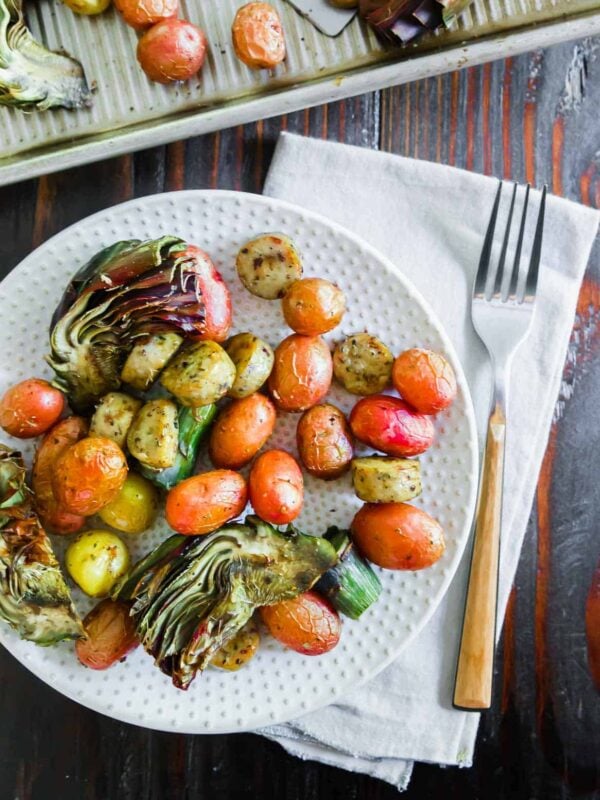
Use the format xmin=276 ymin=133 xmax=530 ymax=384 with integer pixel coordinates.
xmin=0 ymin=190 xmax=478 ymax=734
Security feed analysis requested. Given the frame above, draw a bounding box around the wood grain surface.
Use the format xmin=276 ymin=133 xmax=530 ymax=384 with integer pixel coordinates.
xmin=1 ymin=36 xmax=599 ymax=800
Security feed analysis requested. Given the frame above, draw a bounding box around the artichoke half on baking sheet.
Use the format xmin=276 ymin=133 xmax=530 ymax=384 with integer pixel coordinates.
xmin=0 ymin=445 xmax=83 ymax=645
xmin=0 ymin=0 xmax=90 ymax=109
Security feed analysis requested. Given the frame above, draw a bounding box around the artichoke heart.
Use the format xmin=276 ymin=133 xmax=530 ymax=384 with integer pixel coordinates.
xmin=47 ymin=237 xmax=216 ymax=411
xmin=115 ymin=516 xmax=338 ymax=689
xmin=0 ymin=446 xmax=83 ymax=646
xmin=0 ymin=0 xmax=91 ymax=110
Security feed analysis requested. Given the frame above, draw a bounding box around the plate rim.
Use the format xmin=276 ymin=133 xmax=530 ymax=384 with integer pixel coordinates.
xmin=0 ymin=189 xmax=479 ymax=734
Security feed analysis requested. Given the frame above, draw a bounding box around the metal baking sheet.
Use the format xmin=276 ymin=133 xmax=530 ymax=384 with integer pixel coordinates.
xmin=1 ymin=0 xmax=600 ymax=186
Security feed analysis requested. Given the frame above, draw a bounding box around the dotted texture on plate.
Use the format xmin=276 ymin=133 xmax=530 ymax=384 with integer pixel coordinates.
xmin=0 ymin=191 xmax=478 ymax=734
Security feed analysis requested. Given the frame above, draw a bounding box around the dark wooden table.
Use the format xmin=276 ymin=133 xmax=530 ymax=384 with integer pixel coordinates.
xmin=1 ymin=36 xmax=599 ymax=800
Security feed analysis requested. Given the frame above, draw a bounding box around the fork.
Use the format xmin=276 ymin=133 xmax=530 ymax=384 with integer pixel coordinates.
xmin=453 ymin=180 xmax=547 ymax=710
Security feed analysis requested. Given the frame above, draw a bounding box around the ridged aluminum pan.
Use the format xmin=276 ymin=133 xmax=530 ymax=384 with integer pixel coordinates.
xmin=1 ymin=0 xmax=599 ymax=183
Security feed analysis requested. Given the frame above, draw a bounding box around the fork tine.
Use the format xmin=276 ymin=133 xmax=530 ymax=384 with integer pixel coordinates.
xmin=492 ymin=182 xmax=517 ymax=298
xmin=520 ymin=184 xmax=547 ymax=303
xmin=505 ymin=184 xmax=530 ymax=300
xmin=474 ymin=181 xmax=502 ymax=296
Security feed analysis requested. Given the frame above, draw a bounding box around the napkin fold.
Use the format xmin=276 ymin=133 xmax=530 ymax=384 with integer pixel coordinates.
xmin=257 ymin=133 xmax=600 ymax=790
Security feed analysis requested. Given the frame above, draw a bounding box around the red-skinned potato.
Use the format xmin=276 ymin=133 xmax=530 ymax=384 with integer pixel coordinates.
xmin=351 ymin=502 xmax=445 ymax=570
xmin=114 ymin=0 xmax=178 ymax=29
xmin=349 ymin=395 xmax=434 ymax=457
xmin=209 ymin=394 xmax=276 ymax=469
xmin=32 ymin=416 xmax=89 ymax=534
xmin=248 ymin=449 xmax=303 ymax=525
xmin=296 ymin=403 xmax=353 ymax=480
xmin=52 ymin=437 xmax=128 ymax=516
xmin=282 ymin=278 xmax=346 ymax=336
xmin=182 ymin=246 xmax=232 ymax=342
xmin=232 ymin=2 xmax=286 ymax=70
xmin=260 ymin=591 xmax=341 ymax=655
xmin=268 ymin=334 xmax=332 ymax=412
xmin=137 ymin=19 xmax=207 ymax=84
xmin=0 ymin=379 xmax=65 ymax=439
xmin=166 ymin=470 xmax=247 ymax=535
xmin=76 ymin=599 xmax=138 ymax=670
xmin=392 ymin=348 xmax=457 ymax=415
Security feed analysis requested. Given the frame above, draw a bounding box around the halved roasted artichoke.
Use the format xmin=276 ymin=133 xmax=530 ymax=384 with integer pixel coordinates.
xmin=0 ymin=446 xmax=83 ymax=645
xmin=47 ymin=237 xmax=228 ymax=411
xmin=0 ymin=0 xmax=90 ymax=109
xmin=115 ymin=516 xmax=338 ymax=689
xmin=359 ymin=0 xmax=473 ymax=43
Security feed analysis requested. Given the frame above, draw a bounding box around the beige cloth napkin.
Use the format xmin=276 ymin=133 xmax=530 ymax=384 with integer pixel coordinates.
xmin=258 ymin=133 xmax=600 ymax=790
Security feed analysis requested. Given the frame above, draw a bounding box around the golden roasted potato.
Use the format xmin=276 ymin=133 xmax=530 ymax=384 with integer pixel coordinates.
xmin=121 ymin=332 xmax=183 ymax=392
xmin=89 ymin=392 xmax=142 ymax=449
xmin=127 ymin=398 xmax=179 ymax=469
xmin=333 ymin=333 xmax=393 ymax=395
xmin=225 ymin=332 xmax=274 ymax=399
xmin=236 ymin=233 xmax=302 ymax=299
xmin=160 ymin=341 xmax=236 ymax=407
xmin=351 ymin=456 xmax=422 ymax=503
xmin=211 ymin=618 xmax=260 ymax=671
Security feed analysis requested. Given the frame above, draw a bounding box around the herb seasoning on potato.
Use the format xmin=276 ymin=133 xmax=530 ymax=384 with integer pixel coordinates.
xmin=333 ymin=332 xmax=393 ymax=395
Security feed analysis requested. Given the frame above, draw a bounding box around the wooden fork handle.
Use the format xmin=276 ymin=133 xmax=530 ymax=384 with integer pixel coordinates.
xmin=453 ymin=404 xmax=506 ymax=710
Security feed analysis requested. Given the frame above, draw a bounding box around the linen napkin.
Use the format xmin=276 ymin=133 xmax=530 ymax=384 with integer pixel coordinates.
xmin=258 ymin=133 xmax=600 ymax=790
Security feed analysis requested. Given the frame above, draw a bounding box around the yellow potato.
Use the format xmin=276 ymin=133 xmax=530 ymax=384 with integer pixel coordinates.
xmin=127 ymin=399 xmax=179 ymax=470
xmin=121 ymin=333 xmax=183 ymax=392
xmin=211 ymin=618 xmax=260 ymax=671
xmin=236 ymin=234 xmax=302 ymax=300
xmin=89 ymin=392 xmax=142 ymax=450
xmin=66 ymin=530 xmax=130 ymax=597
xmin=62 ymin=0 xmax=111 ymax=15
xmin=160 ymin=341 xmax=235 ymax=407
xmin=98 ymin=473 xmax=159 ymax=534
xmin=225 ymin=332 xmax=274 ymax=398
xmin=333 ymin=333 xmax=393 ymax=395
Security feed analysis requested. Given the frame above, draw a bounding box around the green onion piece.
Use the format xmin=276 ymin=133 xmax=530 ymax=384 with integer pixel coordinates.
xmin=315 ymin=527 xmax=382 ymax=620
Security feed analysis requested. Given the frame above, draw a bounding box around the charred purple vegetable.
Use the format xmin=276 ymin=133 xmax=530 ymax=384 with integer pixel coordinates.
xmin=359 ymin=0 xmax=473 ymax=44
xmin=47 ymin=236 xmax=232 ymax=411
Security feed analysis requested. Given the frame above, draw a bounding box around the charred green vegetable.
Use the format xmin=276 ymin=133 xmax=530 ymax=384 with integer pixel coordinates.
xmin=315 ymin=527 xmax=382 ymax=619
xmin=115 ymin=515 xmax=337 ymax=689
xmin=138 ymin=403 xmax=217 ymax=490
xmin=0 ymin=446 xmax=83 ymax=645
xmin=359 ymin=0 xmax=473 ymax=44
xmin=47 ymin=237 xmax=223 ymax=411
xmin=0 ymin=0 xmax=90 ymax=110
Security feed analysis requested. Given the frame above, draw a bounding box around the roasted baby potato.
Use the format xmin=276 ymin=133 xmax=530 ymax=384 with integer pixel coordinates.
xmin=392 ymin=348 xmax=457 ymax=414
xmin=296 ymin=404 xmax=353 ymax=480
xmin=268 ymin=334 xmax=332 ymax=412
xmin=351 ymin=503 xmax=445 ymax=570
xmin=351 ymin=456 xmax=422 ymax=503
xmin=232 ymin=2 xmax=286 ymax=70
xmin=225 ymin=332 xmax=274 ymax=399
xmin=209 ymin=394 xmax=276 ymax=469
xmin=248 ymin=449 xmax=303 ymax=525
xmin=236 ymin=234 xmax=302 ymax=299
xmin=282 ymin=278 xmax=346 ymax=336
xmin=160 ymin=341 xmax=236 ymax=407
xmin=62 ymin=0 xmax=111 ymax=15
xmin=89 ymin=392 xmax=142 ymax=449
xmin=76 ymin=600 xmax=138 ymax=670
xmin=165 ymin=470 xmax=248 ymax=535
xmin=121 ymin=332 xmax=183 ymax=392
xmin=260 ymin=591 xmax=341 ymax=655
xmin=98 ymin=473 xmax=159 ymax=535
xmin=333 ymin=333 xmax=393 ymax=396
xmin=349 ymin=395 xmax=435 ymax=457
xmin=66 ymin=530 xmax=131 ymax=597
xmin=32 ymin=416 xmax=88 ymax=535
xmin=127 ymin=398 xmax=179 ymax=469
xmin=211 ymin=618 xmax=260 ymax=671
xmin=53 ymin=437 xmax=128 ymax=516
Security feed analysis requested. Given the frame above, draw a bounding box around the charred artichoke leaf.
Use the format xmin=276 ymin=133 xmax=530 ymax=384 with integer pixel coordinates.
xmin=115 ymin=515 xmax=338 ymax=689
xmin=0 ymin=446 xmax=83 ymax=645
xmin=46 ymin=236 xmax=214 ymax=411
xmin=0 ymin=0 xmax=90 ymax=110
xmin=359 ymin=0 xmax=474 ymax=43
